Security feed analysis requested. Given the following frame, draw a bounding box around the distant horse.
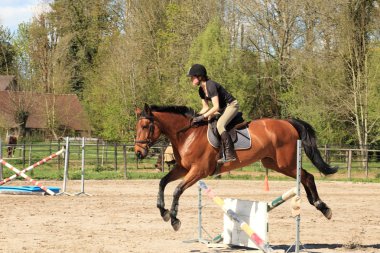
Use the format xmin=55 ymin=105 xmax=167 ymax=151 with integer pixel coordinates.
xmin=7 ymin=135 xmax=18 ymax=158
xmin=134 ymin=104 xmax=337 ymax=231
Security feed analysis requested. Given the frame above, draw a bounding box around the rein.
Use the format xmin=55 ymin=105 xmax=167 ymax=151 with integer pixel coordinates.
xmin=176 ymin=120 xmax=193 ymax=136
xmin=176 ymin=118 xmax=206 ymax=137
xmin=136 ymin=113 xmax=204 ymax=147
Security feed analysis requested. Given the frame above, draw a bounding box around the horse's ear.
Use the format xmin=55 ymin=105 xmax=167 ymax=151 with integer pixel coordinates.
xmin=135 ymin=107 xmax=142 ymax=116
xmin=144 ymin=103 xmax=152 ymax=115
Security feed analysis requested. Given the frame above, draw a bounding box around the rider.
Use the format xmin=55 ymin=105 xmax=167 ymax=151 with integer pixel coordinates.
xmin=187 ymin=64 xmax=239 ymax=163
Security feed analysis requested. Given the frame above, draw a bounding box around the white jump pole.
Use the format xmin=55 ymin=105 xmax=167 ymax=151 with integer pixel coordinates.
xmin=287 ymin=139 xmax=302 ymax=253
xmin=75 ymin=137 xmax=90 ymax=196
xmin=57 ymin=137 xmax=72 ymax=196
xmin=295 ymin=139 xmax=302 ymax=253
xmin=183 ymin=184 xmax=211 ymax=244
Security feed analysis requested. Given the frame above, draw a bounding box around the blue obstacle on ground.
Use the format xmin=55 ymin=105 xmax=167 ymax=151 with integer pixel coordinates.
xmin=0 ymin=186 xmax=60 ymax=195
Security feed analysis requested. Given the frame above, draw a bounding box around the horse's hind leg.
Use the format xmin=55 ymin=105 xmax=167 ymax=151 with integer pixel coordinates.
xmin=261 ymin=157 xmax=332 ymax=219
xmin=301 ymin=169 xmax=332 ymax=219
xmin=157 ymin=165 xmax=187 ymax=222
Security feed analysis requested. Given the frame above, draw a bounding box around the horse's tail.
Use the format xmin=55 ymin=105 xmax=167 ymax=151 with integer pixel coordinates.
xmin=287 ymin=118 xmax=338 ymax=175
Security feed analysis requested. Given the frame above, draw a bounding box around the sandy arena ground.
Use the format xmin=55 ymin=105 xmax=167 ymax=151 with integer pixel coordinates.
xmin=0 ymin=179 xmax=379 ymax=253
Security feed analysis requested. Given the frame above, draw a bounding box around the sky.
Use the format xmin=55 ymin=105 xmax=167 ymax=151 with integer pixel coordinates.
xmin=0 ymin=0 xmax=50 ymax=33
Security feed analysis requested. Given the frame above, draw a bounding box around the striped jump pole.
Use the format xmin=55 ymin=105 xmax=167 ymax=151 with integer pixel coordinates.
xmin=0 ymin=159 xmax=56 ymax=196
xmin=267 ymin=187 xmax=297 ymax=212
xmin=198 ymin=180 xmax=273 ymax=253
xmin=0 ymin=148 xmax=65 ymax=185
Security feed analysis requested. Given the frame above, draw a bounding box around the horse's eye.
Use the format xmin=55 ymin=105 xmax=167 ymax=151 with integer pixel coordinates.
xmin=142 ymin=125 xmax=148 ymax=129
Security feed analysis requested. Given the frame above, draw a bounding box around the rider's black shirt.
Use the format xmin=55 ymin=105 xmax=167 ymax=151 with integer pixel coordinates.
xmin=198 ymin=80 xmax=235 ymax=112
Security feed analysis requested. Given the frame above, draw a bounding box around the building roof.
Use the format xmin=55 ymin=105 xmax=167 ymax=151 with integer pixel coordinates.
xmin=0 ymin=75 xmax=16 ymax=91
xmin=0 ymin=91 xmax=91 ymax=131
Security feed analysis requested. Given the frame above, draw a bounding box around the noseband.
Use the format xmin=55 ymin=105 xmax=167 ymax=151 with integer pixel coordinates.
xmin=135 ymin=116 xmax=155 ymax=151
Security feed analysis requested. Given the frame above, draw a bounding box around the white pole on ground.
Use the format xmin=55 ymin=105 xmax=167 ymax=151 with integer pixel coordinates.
xmin=75 ymin=137 xmax=91 ymax=196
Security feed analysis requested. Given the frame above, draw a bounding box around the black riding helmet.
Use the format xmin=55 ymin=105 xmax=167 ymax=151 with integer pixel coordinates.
xmin=187 ymin=64 xmax=207 ymax=77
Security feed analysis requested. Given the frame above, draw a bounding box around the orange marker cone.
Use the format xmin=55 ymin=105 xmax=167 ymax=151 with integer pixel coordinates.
xmin=264 ymin=175 xmax=269 ymax=191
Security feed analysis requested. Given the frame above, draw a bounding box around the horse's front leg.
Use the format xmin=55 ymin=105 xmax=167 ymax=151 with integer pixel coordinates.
xmin=169 ymin=170 xmax=203 ymax=231
xmin=157 ymin=166 xmax=187 ymax=222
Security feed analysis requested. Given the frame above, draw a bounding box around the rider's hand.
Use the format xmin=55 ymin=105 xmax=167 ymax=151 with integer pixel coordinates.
xmin=192 ymin=115 xmax=205 ymax=123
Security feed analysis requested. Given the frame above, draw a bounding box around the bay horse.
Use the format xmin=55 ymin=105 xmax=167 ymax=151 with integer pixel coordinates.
xmin=7 ymin=135 xmax=18 ymax=158
xmin=134 ymin=104 xmax=337 ymax=231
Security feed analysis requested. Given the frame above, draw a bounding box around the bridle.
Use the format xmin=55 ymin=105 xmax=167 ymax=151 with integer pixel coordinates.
xmin=134 ymin=115 xmax=155 ymax=152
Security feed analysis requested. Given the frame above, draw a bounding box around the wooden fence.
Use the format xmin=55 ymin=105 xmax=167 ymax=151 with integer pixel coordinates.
xmin=321 ymin=146 xmax=380 ymax=179
xmin=0 ymin=140 xmax=379 ymax=180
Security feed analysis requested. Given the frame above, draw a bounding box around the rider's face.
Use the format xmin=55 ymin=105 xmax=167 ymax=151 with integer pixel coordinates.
xmin=190 ymin=76 xmax=200 ymax=86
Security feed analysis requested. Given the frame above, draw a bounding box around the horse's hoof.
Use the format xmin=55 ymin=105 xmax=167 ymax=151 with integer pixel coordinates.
xmin=172 ymin=219 xmax=181 ymax=231
xmin=323 ymin=208 xmax=332 ymax=220
xmin=314 ymin=201 xmax=332 ymax=220
xmin=162 ymin=210 xmax=170 ymax=222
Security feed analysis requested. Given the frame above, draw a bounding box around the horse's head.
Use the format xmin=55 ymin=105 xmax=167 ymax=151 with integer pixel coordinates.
xmin=134 ymin=103 xmax=162 ymax=159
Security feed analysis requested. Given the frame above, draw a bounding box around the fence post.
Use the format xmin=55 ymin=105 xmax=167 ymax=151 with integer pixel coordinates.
xmin=29 ymin=144 xmax=34 ymax=177
xmin=57 ymin=139 xmax=61 ymax=171
xmin=105 ymin=142 xmax=108 ymax=164
xmin=22 ymin=141 xmax=26 ymax=168
xmin=114 ymin=142 xmax=118 ymax=171
xmin=81 ymin=137 xmax=85 ymax=192
xmin=161 ymin=146 xmax=165 ymax=172
xmin=123 ymin=144 xmax=127 ymax=179
xmin=365 ymin=148 xmax=369 ymax=179
xmin=96 ymin=139 xmax=100 ymax=169
xmin=347 ymin=149 xmax=352 ymax=180
xmin=324 ymin=144 xmax=330 ymax=164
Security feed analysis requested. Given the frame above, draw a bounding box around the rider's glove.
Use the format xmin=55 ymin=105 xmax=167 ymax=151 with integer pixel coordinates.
xmin=192 ymin=115 xmax=205 ymax=123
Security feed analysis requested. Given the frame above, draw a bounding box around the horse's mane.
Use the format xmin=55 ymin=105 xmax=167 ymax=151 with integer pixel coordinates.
xmin=149 ymin=105 xmax=196 ymax=118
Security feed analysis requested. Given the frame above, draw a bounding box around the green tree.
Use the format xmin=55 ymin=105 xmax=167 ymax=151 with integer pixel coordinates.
xmin=0 ymin=25 xmax=16 ymax=75
xmin=183 ymin=18 xmax=258 ymax=119
xmin=85 ymin=0 xmax=222 ymax=139
xmin=339 ymin=0 xmax=379 ymax=149
xmin=49 ymin=0 xmax=118 ymax=97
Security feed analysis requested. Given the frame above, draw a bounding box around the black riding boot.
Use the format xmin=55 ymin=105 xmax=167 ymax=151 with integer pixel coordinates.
xmin=218 ymin=131 xmax=237 ymax=163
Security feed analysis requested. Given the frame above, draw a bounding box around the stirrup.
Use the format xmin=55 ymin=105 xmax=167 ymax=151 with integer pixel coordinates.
xmin=217 ymin=156 xmax=236 ymax=164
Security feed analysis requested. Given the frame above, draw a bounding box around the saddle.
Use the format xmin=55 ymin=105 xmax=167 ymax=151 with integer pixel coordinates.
xmin=207 ymin=112 xmax=251 ymax=150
